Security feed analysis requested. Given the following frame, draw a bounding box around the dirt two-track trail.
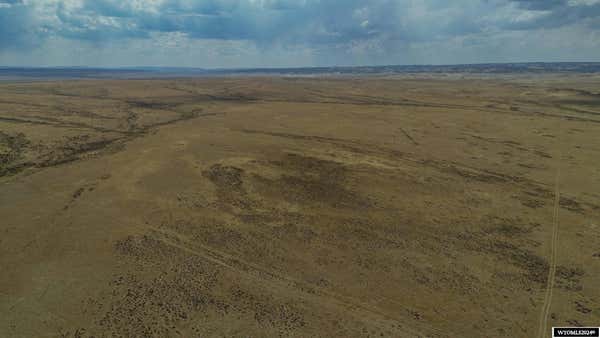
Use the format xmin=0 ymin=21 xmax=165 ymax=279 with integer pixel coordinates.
xmin=537 ymin=143 xmax=562 ymax=338
xmin=1 ymin=75 xmax=599 ymax=337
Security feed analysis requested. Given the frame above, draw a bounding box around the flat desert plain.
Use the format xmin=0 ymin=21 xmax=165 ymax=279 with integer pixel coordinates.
xmin=0 ymin=76 xmax=599 ymax=337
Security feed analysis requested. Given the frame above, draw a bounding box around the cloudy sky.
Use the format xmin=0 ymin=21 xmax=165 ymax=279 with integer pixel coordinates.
xmin=0 ymin=0 xmax=599 ymax=68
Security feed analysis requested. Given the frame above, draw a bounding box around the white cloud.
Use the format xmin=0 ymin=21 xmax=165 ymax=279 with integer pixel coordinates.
xmin=0 ymin=0 xmax=599 ymax=67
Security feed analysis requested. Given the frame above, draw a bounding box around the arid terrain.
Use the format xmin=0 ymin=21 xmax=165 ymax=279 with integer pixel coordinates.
xmin=1 ymin=75 xmax=599 ymax=337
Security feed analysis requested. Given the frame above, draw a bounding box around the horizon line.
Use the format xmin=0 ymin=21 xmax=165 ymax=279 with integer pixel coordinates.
xmin=2 ymin=61 xmax=600 ymax=71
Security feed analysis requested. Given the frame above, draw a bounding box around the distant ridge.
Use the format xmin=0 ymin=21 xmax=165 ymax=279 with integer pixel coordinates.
xmin=1 ymin=62 xmax=600 ymax=80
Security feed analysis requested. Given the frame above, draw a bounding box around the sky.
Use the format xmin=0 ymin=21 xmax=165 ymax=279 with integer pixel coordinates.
xmin=0 ymin=0 xmax=599 ymax=68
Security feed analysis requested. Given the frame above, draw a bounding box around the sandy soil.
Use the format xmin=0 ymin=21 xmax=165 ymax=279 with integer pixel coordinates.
xmin=1 ymin=76 xmax=599 ymax=337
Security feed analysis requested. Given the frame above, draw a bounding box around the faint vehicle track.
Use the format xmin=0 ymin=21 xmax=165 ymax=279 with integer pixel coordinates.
xmin=399 ymin=127 xmax=419 ymax=146
xmin=537 ymin=139 xmax=562 ymax=338
xmin=148 ymin=226 xmax=452 ymax=337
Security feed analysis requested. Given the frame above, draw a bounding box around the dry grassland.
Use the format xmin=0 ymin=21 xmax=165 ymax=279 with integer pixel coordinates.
xmin=1 ymin=76 xmax=599 ymax=337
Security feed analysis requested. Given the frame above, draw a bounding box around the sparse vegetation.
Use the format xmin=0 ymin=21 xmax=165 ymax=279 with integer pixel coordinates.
xmin=1 ymin=75 xmax=599 ymax=337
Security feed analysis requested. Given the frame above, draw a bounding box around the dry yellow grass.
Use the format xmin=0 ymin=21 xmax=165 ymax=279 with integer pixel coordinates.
xmin=1 ymin=76 xmax=599 ymax=337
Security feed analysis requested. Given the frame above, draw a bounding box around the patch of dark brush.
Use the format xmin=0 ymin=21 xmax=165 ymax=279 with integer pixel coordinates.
xmin=574 ymin=301 xmax=592 ymax=314
xmin=202 ymin=164 xmax=256 ymax=211
xmin=456 ymin=231 xmax=549 ymax=284
xmin=426 ymin=160 xmax=517 ymax=184
xmin=555 ymin=266 xmax=585 ymax=292
xmin=126 ymin=100 xmax=177 ymax=110
xmin=559 ymin=196 xmax=585 ymax=214
xmin=0 ymin=131 xmax=29 ymax=176
xmin=482 ymin=216 xmax=535 ymax=237
xmin=114 ymin=235 xmax=180 ymax=265
xmin=525 ymin=186 xmax=554 ymax=199
xmin=255 ymin=153 xmax=372 ymax=210
xmin=101 ymin=234 xmax=307 ymax=337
